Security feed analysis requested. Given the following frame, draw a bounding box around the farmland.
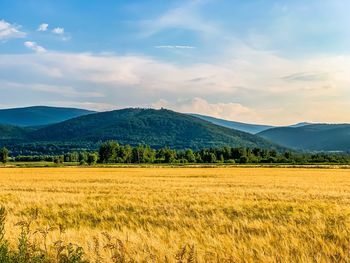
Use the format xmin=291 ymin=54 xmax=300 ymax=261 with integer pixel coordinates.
xmin=0 ymin=167 xmax=349 ymax=262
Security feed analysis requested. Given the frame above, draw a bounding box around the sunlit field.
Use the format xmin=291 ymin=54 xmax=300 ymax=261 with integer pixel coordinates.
xmin=0 ymin=167 xmax=349 ymax=262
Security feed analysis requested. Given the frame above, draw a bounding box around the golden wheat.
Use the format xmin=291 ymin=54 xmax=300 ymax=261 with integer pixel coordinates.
xmin=0 ymin=167 xmax=349 ymax=262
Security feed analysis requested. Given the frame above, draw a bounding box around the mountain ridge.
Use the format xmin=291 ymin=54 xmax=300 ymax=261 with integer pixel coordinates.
xmin=190 ymin=114 xmax=274 ymax=134
xmin=258 ymin=124 xmax=350 ymax=151
xmin=0 ymin=106 xmax=95 ymax=127
xmin=28 ymin=108 xmax=282 ymax=150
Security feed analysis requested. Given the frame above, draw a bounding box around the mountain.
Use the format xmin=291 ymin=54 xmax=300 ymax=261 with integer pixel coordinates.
xmin=0 ymin=106 xmax=95 ymax=127
xmin=0 ymin=124 xmax=29 ymax=140
xmin=28 ymin=108 xmax=282 ymax=150
xmin=258 ymin=124 xmax=350 ymax=151
xmin=191 ymin=114 xmax=274 ymax=134
xmin=191 ymin=114 xmax=321 ymax=133
xmin=288 ymin=122 xmax=314 ymax=128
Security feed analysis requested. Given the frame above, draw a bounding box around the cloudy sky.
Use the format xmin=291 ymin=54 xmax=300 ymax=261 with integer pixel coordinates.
xmin=1 ymin=0 xmax=350 ymax=125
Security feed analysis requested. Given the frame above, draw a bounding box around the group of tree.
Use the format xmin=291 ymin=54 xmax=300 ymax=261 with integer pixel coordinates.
xmin=2 ymin=141 xmax=350 ymax=165
xmin=95 ymin=141 xmax=350 ymax=164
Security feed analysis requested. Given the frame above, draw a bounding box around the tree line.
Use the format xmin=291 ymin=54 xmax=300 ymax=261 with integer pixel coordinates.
xmin=2 ymin=141 xmax=350 ymax=165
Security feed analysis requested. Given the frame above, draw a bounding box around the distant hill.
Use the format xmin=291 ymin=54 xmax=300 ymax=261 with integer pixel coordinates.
xmin=28 ymin=108 xmax=282 ymax=150
xmin=191 ymin=114 xmax=274 ymax=134
xmin=288 ymin=122 xmax=314 ymax=128
xmin=0 ymin=106 xmax=95 ymax=127
xmin=258 ymin=124 xmax=350 ymax=151
xmin=0 ymin=124 xmax=29 ymax=140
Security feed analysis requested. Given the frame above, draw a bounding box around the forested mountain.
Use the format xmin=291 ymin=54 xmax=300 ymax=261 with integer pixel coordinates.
xmin=0 ymin=106 xmax=94 ymax=127
xmin=3 ymin=106 xmax=348 ymax=153
xmin=191 ymin=114 xmax=274 ymax=134
xmin=27 ymin=108 xmax=281 ymax=150
xmin=258 ymin=124 xmax=350 ymax=151
xmin=0 ymin=124 xmax=29 ymax=140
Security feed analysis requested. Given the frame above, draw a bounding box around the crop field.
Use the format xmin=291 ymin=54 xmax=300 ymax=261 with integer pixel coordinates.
xmin=0 ymin=167 xmax=349 ymax=262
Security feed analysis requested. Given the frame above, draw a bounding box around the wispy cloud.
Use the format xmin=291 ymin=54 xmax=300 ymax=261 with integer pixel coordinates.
xmin=152 ymin=97 xmax=260 ymax=123
xmin=154 ymin=45 xmax=195 ymax=49
xmin=0 ymin=48 xmax=349 ymax=124
xmin=51 ymin=26 xmax=71 ymax=41
xmin=3 ymin=82 xmax=104 ymax=98
xmin=47 ymin=101 xmax=117 ymax=112
xmin=0 ymin=19 xmax=26 ymax=40
xmin=37 ymin=23 xmax=48 ymax=32
xmin=282 ymin=72 xmax=329 ymax=82
xmin=52 ymin=27 xmax=64 ymax=34
xmin=139 ymin=1 xmax=217 ymax=37
xmin=24 ymin=41 xmax=46 ymax=53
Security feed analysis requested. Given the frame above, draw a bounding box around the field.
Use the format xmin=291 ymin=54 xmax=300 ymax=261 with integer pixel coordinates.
xmin=0 ymin=167 xmax=349 ymax=262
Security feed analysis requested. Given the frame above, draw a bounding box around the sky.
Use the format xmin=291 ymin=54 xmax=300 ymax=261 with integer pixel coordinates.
xmin=1 ymin=0 xmax=350 ymax=125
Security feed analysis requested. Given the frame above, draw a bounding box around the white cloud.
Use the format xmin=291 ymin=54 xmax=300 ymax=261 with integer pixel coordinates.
xmin=154 ymin=45 xmax=195 ymax=49
xmin=152 ymin=98 xmax=261 ymax=123
xmin=24 ymin=41 xmax=47 ymax=53
xmin=0 ymin=49 xmax=350 ymax=125
xmin=37 ymin=23 xmax=48 ymax=32
xmin=52 ymin=27 xmax=64 ymax=34
xmin=3 ymin=81 xmax=104 ymax=98
xmin=0 ymin=19 xmax=26 ymax=40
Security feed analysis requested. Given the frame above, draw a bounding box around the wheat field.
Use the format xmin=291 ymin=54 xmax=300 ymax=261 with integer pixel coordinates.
xmin=0 ymin=167 xmax=349 ymax=262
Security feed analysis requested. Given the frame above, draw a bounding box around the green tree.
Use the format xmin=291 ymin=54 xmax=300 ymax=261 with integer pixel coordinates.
xmin=163 ymin=147 xmax=176 ymax=163
xmin=99 ymin=141 xmax=119 ymax=163
xmin=78 ymin=152 xmax=88 ymax=164
xmin=116 ymin=145 xmax=132 ymax=163
xmin=53 ymin=155 xmax=64 ymax=164
xmin=184 ymin=149 xmax=196 ymax=163
xmin=132 ymin=145 xmax=156 ymax=163
xmin=0 ymin=147 xmax=9 ymax=164
xmin=87 ymin=152 xmax=98 ymax=165
xmin=239 ymin=155 xmax=248 ymax=164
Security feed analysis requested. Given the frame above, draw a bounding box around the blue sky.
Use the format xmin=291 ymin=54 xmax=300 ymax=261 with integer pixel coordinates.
xmin=1 ymin=0 xmax=350 ymax=125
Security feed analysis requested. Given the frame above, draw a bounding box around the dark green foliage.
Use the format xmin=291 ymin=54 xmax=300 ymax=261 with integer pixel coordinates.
xmin=184 ymin=149 xmax=196 ymax=163
xmin=59 ymin=244 xmax=87 ymax=263
xmin=64 ymin=152 xmax=79 ymax=162
xmin=132 ymin=145 xmax=156 ymax=163
xmin=94 ymin=141 xmax=350 ymax=164
xmin=258 ymin=124 xmax=350 ymax=151
xmin=0 ymin=106 xmax=94 ymax=127
xmin=99 ymin=141 xmax=119 ymax=163
xmin=54 ymin=156 xmax=64 ymax=165
xmin=86 ymin=153 xmax=98 ymax=165
xmin=5 ymin=141 xmax=350 ymax=165
xmin=0 ymin=147 xmax=9 ymax=164
xmin=0 ymin=125 xmax=29 ymax=141
xmin=28 ymin=108 xmax=281 ymax=150
xmin=155 ymin=147 xmax=176 ymax=163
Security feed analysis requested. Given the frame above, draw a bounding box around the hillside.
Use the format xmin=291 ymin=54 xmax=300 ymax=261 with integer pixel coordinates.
xmin=29 ymin=108 xmax=282 ymax=150
xmin=0 ymin=106 xmax=95 ymax=127
xmin=288 ymin=122 xmax=315 ymax=128
xmin=0 ymin=124 xmax=29 ymax=140
xmin=191 ymin=114 xmax=274 ymax=134
xmin=258 ymin=124 xmax=350 ymax=151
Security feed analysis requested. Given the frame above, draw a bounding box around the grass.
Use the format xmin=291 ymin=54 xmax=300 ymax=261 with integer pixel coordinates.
xmin=0 ymin=167 xmax=349 ymax=262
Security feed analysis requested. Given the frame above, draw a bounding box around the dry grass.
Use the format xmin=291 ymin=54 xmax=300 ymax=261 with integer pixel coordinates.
xmin=0 ymin=167 xmax=349 ymax=262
